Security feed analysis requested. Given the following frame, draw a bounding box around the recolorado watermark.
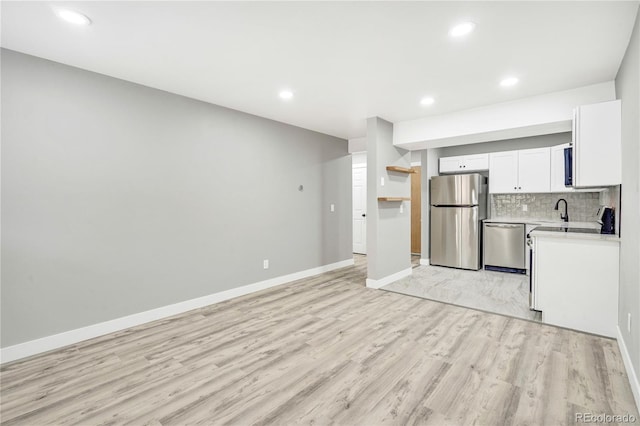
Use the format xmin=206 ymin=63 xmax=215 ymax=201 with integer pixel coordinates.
xmin=576 ymin=412 xmax=637 ymax=423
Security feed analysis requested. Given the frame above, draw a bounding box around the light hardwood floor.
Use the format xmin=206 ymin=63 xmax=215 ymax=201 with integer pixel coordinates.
xmin=1 ymin=255 xmax=638 ymax=425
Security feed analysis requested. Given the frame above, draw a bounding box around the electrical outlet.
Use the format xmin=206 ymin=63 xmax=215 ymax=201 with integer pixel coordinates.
xmin=330 ymin=204 xmax=335 ymax=212
xmin=381 ymin=177 xmax=385 ymax=186
xmin=263 ymin=259 xmax=269 ymax=269
xmin=628 ymin=313 xmax=632 ymax=333
xmin=522 ymin=204 xmax=528 ymax=212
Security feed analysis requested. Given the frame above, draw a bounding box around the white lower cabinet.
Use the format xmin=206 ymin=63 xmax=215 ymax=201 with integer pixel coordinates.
xmin=533 ymin=234 xmax=619 ymax=337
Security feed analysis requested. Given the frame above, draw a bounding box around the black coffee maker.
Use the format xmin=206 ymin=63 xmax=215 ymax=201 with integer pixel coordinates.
xmin=597 ymin=206 xmax=615 ymax=234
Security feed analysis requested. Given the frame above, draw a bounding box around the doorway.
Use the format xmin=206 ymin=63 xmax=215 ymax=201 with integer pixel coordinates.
xmin=352 ymin=165 xmax=366 ymax=254
xmin=411 ymin=166 xmax=421 ymax=255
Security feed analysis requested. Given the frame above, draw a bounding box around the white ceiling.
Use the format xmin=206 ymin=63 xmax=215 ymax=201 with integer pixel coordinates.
xmin=2 ymin=1 xmax=638 ymax=139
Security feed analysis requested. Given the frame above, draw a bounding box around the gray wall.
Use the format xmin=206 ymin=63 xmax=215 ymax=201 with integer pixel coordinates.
xmin=615 ymin=9 xmax=640 ymax=381
xmin=1 ymin=49 xmax=352 ymax=347
xmin=439 ymin=132 xmax=571 ymax=157
xmin=420 ymin=148 xmax=441 ymax=261
xmin=366 ymin=117 xmax=411 ymax=280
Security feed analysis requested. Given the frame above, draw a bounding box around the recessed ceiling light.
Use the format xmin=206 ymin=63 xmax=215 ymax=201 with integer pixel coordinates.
xmin=279 ymin=90 xmax=293 ymax=100
xmin=449 ymin=22 xmax=475 ymax=37
xmin=420 ymin=97 xmax=435 ymax=106
xmin=56 ymin=9 xmax=92 ymax=26
xmin=500 ymin=77 xmax=519 ymax=87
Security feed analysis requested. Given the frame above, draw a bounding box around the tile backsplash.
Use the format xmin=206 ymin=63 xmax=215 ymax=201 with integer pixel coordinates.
xmin=490 ymin=192 xmax=601 ymax=222
xmin=599 ymin=186 xmax=621 ymax=234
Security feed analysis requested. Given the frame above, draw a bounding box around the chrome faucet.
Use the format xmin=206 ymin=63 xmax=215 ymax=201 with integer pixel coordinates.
xmin=554 ymin=198 xmax=569 ymax=222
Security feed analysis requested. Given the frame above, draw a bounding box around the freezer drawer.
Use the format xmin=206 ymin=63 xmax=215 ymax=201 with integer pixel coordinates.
xmin=483 ymin=223 xmax=526 ymax=270
xmin=430 ymin=206 xmax=481 ymax=270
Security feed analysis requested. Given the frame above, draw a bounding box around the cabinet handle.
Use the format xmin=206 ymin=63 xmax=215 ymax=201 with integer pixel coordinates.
xmin=518 ymin=187 xmax=521 ymax=189
xmin=514 ymin=186 xmax=517 ymax=190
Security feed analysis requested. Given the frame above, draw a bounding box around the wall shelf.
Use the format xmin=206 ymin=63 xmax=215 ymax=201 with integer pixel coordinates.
xmin=378 ymin=197 xmax=411 ymax=202
xmin=386 ymin=166 xmax=415 ymax=174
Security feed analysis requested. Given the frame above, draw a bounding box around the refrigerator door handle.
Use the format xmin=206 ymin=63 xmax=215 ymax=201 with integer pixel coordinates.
xmin=456 ymin=211 xmax=460 ymax=255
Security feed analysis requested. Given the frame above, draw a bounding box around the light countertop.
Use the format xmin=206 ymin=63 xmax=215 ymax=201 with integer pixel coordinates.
xmin=528 ymin=227 xmax=620 ymax=242
xmin=484 ymin=217 xmax=619 ymax=242
xmin=484 ymin=217 xmax=600 ymax=229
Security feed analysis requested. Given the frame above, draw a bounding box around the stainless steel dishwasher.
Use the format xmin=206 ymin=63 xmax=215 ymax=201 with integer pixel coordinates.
xmin=483 ymin=222 xmax=526 ymax=274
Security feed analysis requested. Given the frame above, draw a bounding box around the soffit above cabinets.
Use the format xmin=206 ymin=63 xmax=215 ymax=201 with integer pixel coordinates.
xmin=393 ymin=82 xmax=616 ymax=150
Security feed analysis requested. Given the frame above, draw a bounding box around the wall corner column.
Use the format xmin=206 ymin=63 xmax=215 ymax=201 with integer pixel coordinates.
xmin=366 ymin=117 xmax=412 ymax=288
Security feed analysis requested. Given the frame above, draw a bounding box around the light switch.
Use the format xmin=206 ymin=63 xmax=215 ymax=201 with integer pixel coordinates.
xmin=522 ymin=204 xmax=528 ymax=212
xmin=400 ymin=204 xmax=404 ymax=214
xmin=381 ymin=177 xmax=385 ymax=186
xmin=263 ymin=259 xmax=269 ymax=269
xmin=330 ymin=204 xmax=335 ymax=212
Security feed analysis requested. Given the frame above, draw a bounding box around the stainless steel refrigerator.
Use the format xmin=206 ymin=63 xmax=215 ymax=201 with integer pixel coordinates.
xmin=430 ymin=174 xmax=487 ymax=270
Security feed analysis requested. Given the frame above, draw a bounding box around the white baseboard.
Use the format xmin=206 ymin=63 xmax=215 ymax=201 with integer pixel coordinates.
xmin=617 ymin=326 xmax=640 ymax=412
xmin=366 ymin=267 xmax=412 ymax=289
xmin=0 ymin=258 xmax=354 ymax=364
xmin=420 ymin=258 xmax=430 ymax=266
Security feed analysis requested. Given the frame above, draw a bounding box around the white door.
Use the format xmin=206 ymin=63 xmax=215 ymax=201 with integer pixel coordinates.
xmin=518 ymin=148 xmax=551 ymax=193
xmin=489 ymin=151 xmax=518 ymax=193
xmin=352 ymin=166 xmax=367 ymax=254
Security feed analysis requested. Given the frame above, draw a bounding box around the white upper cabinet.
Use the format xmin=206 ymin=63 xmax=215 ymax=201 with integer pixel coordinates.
xmin=489 ymin=148 xmax=551 ymax=194
xmin=550 ymin=143 xmax=574 ymax=193
xmin=573 ymin=100 xmax=621 ymax=187
xmin=461 ymin=154 xmax=490 ymax=171
xmin=439 ymin=157 xmax=462 ymax=173
xmin=488 ymin=151 xmax=518 ymax=193
xmin=439 ymin=154 xmax=489 ymax=174
xmin=518 ymin=148 xmax=551 ymax=193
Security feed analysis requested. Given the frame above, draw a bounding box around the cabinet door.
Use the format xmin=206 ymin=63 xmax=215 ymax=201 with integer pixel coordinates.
xmin=550 ymin=144 xmax=574 ymax=193
xmin=439 ymin=157 xmax=460 ymax=174
xmin=536 ymin=237 xmax=619 ymax=337
xmin=518 ymin=148 xmax=550 ymax=193
xmin=488 ymin=151 xmax=518 ymax=193
xmin=461 ymin=154 xmax=489 ymax=172
xmin=574 ymin=100 xmax=621 ymax=187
